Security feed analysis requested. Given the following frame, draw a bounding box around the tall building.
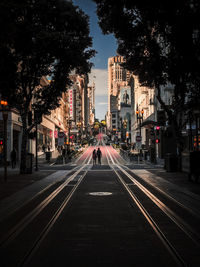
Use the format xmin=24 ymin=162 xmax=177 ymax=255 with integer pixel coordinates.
xmin=107 ymin=56 xmax=130 ymax=131
xmin=87 ymin=82 xmax=95 ymax=126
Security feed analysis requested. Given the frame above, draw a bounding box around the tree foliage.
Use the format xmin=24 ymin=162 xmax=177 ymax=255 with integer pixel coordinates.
xmin=93 ymin=0 xmax=200 ymax=153
xmin=0 ymin=0 xmax=95 ymax=110
xmin=0 ymin=0 xmax=95 ymax=172
xmin=93 ymin=0 xmax=200 ymax=93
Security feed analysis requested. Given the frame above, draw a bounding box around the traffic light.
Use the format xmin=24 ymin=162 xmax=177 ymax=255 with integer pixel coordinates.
xmin=156 ymin=126 xmax=160 ymax=135
xmin=0 ymin=139 xmax=3 ymax=153
xmin=155 ymin=138 xmax=160 ymax=144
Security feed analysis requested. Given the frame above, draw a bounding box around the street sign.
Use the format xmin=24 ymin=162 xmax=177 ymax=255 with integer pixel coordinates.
xmin=58 ymin=132 xmax=65 ymax=138
xmin=58 ymin=132 xmax=65 ymax=146
xmin=136 ymin=136 xmax=142 ymax=142
xmin=58 ymin=138 xmax=64 ymax=146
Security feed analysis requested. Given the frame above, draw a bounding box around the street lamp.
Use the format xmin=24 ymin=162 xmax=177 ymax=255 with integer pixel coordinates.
xmin=34 ymin=110 xmax=42 ymax=171
xmin=1 ymin=100 xmax=9 ymax=181
xmin=136 ymin=109 xmax=144 ymax=136
xmin=194 ymin=108 xmax=200 ymax=151
xmin=77 ymin=121 xmax=82 ymax=144
xmin=67 ymin=118 xmax=72 ymax=151
xmin=136 ymin=108 xmax=144 ymax=158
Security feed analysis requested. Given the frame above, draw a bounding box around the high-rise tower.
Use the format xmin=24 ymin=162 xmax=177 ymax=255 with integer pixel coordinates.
xmin=107 ymin=56 xmax=130 ymax=130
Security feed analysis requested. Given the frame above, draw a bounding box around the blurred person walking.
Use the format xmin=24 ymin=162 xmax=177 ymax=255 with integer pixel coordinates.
xmin=97 ymin=147 xmax=102 ymax=165
xmin=92 ymin=149 xmax=97 ymax=165
xmin=10 ymin=148 xmax=17 ymax=168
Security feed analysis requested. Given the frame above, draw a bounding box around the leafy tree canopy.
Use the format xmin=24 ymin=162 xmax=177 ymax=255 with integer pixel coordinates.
xmin=93 ymin=0 xmax=200 ymax=109
xmin=0 ymin=0 xmax=95 ymax=114
xmin=93 ymin=0 xmax=200 ymax=156
xmin=0 ymin=0 xmax=96 ymax=173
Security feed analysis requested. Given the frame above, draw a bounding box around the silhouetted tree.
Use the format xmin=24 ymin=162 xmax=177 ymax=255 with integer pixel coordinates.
xmin=93 ymin=0 xmax=200 ymax=158
xmin=0 ymin=0 xmax=95 ymax=173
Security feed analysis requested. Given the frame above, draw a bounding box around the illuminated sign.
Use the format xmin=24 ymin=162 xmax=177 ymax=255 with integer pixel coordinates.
xmin=69 ymin=89 xmax=74 ymax=119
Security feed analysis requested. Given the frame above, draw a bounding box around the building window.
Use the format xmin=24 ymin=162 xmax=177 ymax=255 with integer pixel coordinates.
xmin=112 ymin=114 xmax=116 ymax=118
xmin=112 ymin=120 xmax=116 ymax=123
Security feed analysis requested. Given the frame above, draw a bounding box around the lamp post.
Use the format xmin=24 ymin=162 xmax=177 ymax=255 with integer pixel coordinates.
xmin=122 ymin=118 xmax=127 ymax=143
xmin=194 ymin=108 xmax=200 ymax=151
xmin=1 ymin=100 xmax=9 ymax=181
xmin=136 ymin=109 xmax=144 ymax=136
xmin=34 ymin=110 xmax=42 ymax=171
xmin=136 ymin=108 xmax=144 ymax=158
xmin=77 ymin=121 xmax=82 ymax=144
xmin=67 ymin=118 xmax=72 ymax=151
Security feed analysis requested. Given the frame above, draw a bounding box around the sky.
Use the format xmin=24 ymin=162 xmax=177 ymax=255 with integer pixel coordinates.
xmin=73 ymin=0 xmax=118 ymax=121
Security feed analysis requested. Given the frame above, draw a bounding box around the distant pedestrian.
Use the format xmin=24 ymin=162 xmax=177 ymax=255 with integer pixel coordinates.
xmin=42 ymin=144 xmax=46 ymax=153
xmin=92 ymin=149 xmax=97 ymax=165
xmin=97 ymin=147 xmax=102 ymax=165
xmin=10 ymin=148 xmax=17 ymax=169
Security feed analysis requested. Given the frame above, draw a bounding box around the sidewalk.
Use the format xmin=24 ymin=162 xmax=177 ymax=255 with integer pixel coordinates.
xmin=0 ymin=165 xmax=56 ymax=201
xmin=0 ymin=148 xmax=83 ymax=201
xmin=127 ymin=158 xmax=200 ymax=196
xmin=0 ymin=150 xmax=60 ymax=201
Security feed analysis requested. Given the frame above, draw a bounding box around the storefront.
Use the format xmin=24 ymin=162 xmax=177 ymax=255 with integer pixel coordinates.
xmin=37 ymin=125 xmax=53 ymax=152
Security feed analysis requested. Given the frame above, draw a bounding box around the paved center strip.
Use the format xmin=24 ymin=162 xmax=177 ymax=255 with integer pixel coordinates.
xmin=27 ymin=169 xmax=176 ymax=267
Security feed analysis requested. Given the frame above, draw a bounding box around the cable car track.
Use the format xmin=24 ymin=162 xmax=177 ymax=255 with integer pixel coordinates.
xmin=105 ymin=144 xmax=200 ymax=266
xmin=110 ymin=146 xmax=200 ymax=233
xmin=1 ymin=140 xmax=200 ymax=266
xmin=0 ymin=151 xmax=93 ymax=266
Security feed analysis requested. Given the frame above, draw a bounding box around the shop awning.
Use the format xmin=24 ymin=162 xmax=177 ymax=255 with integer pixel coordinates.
xmin=140 ymin=120 xmax=157 ymax=127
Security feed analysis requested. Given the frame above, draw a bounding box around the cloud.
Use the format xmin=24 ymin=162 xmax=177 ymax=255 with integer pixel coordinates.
xmin=89 ymin=69 xmax=107 ymax=96
xmin=94 ymin=95 xmax=108 ymax=120
xmin=97 ymin=102 xmax=107 ymax=105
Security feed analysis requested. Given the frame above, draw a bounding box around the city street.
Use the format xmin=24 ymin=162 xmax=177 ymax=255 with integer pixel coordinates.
xmin=0 ymin=135 xmax=200 ymax=266
xmin=0 ymin=1 xmax=200 ymax=266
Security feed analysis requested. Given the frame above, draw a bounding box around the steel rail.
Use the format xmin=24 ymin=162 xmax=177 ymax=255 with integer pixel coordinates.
xmin=19 ymin=169 xmax=88 ymax=267
xmin=0 ymin=161 xmax=89 ymax=248
xmin=109 ymin=147 xmax=200 ymax=245
xmin=111 ymin=146 xmax=200 ymax=218
xmin=105 ymin=145 xmax=188 ymax=267
xmin=113 ymin=150 xmax=200 ymax=218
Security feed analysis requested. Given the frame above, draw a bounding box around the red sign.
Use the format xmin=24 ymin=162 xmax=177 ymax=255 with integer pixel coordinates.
xmin=69 ymin=89 xmax=73 ymax=119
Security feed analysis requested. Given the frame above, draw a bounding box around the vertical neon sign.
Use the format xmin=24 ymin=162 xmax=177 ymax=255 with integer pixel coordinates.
xmin=69 ymin=89 xmax=73 ymax=119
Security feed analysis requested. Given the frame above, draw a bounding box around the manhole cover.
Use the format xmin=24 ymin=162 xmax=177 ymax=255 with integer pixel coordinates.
xmin=89 ymin=192 xmax=113 ymax=196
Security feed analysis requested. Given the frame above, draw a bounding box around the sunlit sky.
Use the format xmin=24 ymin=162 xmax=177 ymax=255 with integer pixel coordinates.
xmin=73 ymin=0 xmax=118 ymax=121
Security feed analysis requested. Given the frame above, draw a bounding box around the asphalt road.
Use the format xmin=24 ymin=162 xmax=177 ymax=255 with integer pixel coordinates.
xmin=1 ymin=136 xmax=200 ymax=266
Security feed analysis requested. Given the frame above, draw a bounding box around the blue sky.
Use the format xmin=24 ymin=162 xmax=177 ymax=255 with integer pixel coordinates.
xmin=73 ymin=0 xmax=118 ymax=121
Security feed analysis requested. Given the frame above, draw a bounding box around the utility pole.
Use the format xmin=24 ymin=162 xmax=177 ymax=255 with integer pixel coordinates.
xmin=136 ymin=108 xmax=144 ymax=157
xmin=3 ymin=112 xmax=8 ymax=181
xmin=34 ymin=110 xmax=42 ymax=171
xmin=1 ymin=100 xmax=9 ymax=181
xmin=35 ymin=123 xmax=38 ymax=171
